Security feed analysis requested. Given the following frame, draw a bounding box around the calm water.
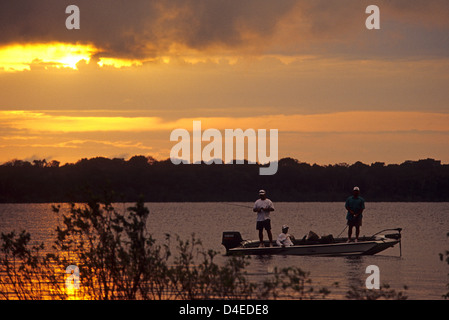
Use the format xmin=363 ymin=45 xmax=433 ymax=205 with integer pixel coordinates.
xmin=1 ymin=202 xmax=448 ymax=300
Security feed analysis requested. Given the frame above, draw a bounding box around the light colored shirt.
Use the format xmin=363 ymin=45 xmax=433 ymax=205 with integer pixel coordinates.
xmin=253 ymin=198 xmax=274 ymax=221
xmin=276 ymin=233 xmax=293 ymax=247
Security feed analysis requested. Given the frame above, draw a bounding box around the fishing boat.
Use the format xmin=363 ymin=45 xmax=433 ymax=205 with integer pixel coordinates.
xmin=222 ymin=228 xmax=402 ymax=256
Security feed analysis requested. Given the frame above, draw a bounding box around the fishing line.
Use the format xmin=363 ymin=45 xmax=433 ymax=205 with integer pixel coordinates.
xmin=226 ymin=203 xmax=253 ymax=209
xmin=336 ymin=225 xmax=348 ymax=238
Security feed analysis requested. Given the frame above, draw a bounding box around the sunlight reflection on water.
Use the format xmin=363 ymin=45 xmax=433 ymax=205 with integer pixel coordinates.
xmin=1 ymin=202 xmax=448 ymax=299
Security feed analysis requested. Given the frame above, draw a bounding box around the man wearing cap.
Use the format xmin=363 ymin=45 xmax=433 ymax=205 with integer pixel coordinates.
xmin=253 ymin=190 xmax=275 ymax=247
xmin=345 ymin=186 xmax=365 ymax=242
xmin=276 ymin=225 xmax=294 ymax=247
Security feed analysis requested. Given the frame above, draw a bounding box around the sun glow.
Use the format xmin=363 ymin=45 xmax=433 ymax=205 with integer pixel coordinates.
xmin=97 ymin=57 xmax=144 ymax=68
xmin=0 ymin=43 xmax=97 ymax=71
xmin=0 ymin=42 xmax=283 ymax=71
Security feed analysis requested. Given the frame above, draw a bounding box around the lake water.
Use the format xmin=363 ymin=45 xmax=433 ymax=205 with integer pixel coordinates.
xmin=1 ymin=202 xmax=448 ymax=300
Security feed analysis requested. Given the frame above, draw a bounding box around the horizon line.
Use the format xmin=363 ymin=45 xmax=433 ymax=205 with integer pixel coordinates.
xmin=2 ymin=155 xmax=445 ymax=168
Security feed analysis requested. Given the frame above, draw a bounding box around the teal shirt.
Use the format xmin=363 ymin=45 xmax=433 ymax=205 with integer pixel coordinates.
xmin=345 ymin=196 xmax=365 ymax=221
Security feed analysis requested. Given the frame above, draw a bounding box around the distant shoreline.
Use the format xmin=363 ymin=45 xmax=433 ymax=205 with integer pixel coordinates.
xmin=1 ymin=156 xmax=448 ymax=203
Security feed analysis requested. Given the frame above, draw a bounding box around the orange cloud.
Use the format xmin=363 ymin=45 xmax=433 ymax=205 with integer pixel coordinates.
xmin=1 ymin=110 xmax=449 ymax=165
xmin=1 ymin=110 xmax=449 ymax=134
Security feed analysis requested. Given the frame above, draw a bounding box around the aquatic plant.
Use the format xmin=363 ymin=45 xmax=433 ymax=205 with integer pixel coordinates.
xmin=439 ymin=232 xmax=449 ymax=299
xmin=346 ymin=282 xmax=408 ymax=300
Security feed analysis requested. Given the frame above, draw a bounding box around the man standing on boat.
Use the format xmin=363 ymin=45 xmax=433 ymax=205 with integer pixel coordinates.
xmin=345 ymin=186 xmax=365 ymax=242
xmin=253 ymin=189 xmax=275 ymax=247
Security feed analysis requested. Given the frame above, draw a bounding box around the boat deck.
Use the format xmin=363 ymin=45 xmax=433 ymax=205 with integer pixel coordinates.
xmin=223 ymin=230 xmax=402 ymax=256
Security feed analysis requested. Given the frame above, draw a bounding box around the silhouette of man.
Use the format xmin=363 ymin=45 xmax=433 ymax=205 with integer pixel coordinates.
xmin=345 ymin=186 xmax=365 ymax=242
xmin=253 ymin=189 xmax=275 ymax=247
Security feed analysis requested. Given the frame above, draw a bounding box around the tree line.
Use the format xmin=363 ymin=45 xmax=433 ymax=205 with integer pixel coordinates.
xmin=0 ymin=156 xmax=448 ymax=203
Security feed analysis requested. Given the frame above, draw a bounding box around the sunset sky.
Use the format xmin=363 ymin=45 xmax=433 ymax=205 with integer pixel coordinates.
xmin=1 ymin=0 xmax=449 ymax=166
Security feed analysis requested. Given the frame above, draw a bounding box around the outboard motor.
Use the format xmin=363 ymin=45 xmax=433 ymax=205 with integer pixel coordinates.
xmin=222 ymin=232 xmax=243 ymax=251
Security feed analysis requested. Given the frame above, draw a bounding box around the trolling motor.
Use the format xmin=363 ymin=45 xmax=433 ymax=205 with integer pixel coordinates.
xmin=371 ymin=228 xmax=402 ymax=256
xmin=372 ymin=227 xmax=402 ymax=239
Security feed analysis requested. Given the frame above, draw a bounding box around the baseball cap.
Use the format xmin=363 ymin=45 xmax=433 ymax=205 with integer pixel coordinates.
xmin=259 ymin=189 xmax=266 ymax=195
xmin=353 ymin=186 xmax=360 ymax=191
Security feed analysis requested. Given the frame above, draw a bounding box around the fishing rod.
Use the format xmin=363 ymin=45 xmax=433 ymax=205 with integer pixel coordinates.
xmin=226 ymin=203 xmax=254 ymax=209
xmin=337 ymin=209 xmax=366 ymax=238
xmin=336 ymin=225 xmax=347 ymax=238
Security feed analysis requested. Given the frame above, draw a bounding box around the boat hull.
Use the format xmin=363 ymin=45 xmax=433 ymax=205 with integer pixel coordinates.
xmin=227 ymin=240 xmax=399 ymax=256
xmin=224 ymin=237 xmax=400 ymax=256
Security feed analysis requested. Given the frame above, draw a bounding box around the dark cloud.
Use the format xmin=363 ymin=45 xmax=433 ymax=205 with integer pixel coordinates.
xmin=0 ymin=0 xmax=297 ymax=59
xmin=0 ymin=0 xmax=448 ymax=59
xmin=267 ymin=0 xmax=449 ymax=59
